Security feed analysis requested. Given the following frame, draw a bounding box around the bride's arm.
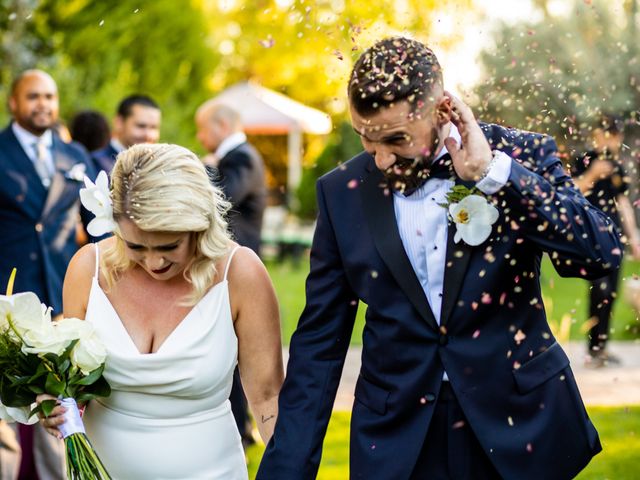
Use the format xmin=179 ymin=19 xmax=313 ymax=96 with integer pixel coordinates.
xmin=39 ymin=243 xmax=96 ymax=437
xmin=229 ymin=247 xmax=284 ymax=444
xmin=63 ymin=242 xmax=98 ymax=319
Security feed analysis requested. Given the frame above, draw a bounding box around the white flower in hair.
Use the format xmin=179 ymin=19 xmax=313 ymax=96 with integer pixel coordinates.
xmin=79 ymin=170 xmax=116 ymax=236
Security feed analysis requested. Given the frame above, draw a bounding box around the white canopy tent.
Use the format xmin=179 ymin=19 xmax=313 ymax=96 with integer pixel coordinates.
xmin=208 ymin=81 xmax=332 ymax=195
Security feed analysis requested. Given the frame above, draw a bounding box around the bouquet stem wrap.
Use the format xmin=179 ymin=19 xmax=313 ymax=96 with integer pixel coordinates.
xmin=60 ymin=398 xmax=111 ymax=480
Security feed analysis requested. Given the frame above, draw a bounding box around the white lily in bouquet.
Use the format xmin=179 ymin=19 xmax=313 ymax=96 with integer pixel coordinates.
xmin=0 ymin=269 xmax=111 ymax=479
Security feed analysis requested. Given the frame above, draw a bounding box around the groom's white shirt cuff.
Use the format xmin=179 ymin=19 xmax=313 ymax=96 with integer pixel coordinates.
xmin=476 ymin=151 xmax=512 ymax=194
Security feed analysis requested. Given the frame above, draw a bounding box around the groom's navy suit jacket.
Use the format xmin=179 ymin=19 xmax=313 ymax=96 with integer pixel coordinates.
xmin=0 ymin=124 xmax=96 ymax=315
xmin=258 ymin=123 xmax=621 ymax=479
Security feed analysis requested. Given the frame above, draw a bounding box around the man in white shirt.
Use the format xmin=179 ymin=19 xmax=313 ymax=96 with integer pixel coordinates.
xmin=195 ymin=101 xmax=267 ymax=447
xmin=258 ymin=37 xmax=620 ymax=479
xmin=91 ymin=94 xmax=161 ymax=173
xmin=0 ymin=69 xmax=96 ymax=479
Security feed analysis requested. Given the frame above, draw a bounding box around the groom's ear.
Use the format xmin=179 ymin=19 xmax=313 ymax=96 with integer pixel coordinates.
xmin=435 ymin=94 xmax=452 ymax=126
xmin=435 ymin=95 xmax=452 ymax=126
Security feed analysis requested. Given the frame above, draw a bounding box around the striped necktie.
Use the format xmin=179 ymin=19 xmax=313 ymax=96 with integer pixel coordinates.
xmin=32 ymin=139 xmax=52 ymax=188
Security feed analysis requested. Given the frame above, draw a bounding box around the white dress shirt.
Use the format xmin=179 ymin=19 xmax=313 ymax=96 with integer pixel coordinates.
xmin=215 ymin=132 xmax=247 ymax=160
xmin=393 ymin=124 xmax=511 ymax=379
xmin=12 ymin=122 xmax=55 ymax=178
xmin=110 ymin=138 xmax=125 ymax=153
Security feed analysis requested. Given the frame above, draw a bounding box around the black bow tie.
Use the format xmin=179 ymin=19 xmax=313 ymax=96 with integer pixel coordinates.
xmin=402 ymin=153 xmax=454 ymax=196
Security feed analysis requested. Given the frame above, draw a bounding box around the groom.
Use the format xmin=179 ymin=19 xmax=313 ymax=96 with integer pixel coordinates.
xmin=258 ymin=37 xmax=621 ymax=479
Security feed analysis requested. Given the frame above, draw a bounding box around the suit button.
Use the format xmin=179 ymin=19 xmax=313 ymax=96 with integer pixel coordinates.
xmin=439 ymin=334 xmax=448 ymax=346
xmin=35 ymin=223 xmax=43 ymax=233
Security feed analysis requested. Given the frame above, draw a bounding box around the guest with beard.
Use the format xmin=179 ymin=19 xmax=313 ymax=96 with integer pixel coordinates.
xmin=0 ymin=69 xmax=96 ymax=480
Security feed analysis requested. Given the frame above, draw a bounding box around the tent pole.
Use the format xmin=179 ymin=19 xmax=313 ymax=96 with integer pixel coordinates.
xmin=287 ymin=127 xmax=302 ymax=209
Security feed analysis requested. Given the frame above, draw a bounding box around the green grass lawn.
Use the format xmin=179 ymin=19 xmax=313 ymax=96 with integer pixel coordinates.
xmin=266 ymin=256 xmax=640 ymax=345
xmin=246 ymin=407 xmax=640 ymax=479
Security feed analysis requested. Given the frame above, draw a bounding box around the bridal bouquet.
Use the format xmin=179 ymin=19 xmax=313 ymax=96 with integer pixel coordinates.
xmin=0 ymin=270 xmax=111 ymax=479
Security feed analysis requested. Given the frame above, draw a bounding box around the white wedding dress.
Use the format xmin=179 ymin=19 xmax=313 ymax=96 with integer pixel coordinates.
xmin=82 ymin=245 xmax=247 ymax=479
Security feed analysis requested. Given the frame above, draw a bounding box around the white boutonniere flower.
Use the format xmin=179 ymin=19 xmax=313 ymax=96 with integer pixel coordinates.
xmin=64 ymin=163 xmax=86 ymax=182
xmin=441 ymin=185 xmax=499 ymax=246
xmin=79 ymin=171 xmax=116 ymax=236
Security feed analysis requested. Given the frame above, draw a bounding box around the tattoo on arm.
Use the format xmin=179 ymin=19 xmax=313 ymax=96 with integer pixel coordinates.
xmin=261 ymin=414 xmax=275 ymax=424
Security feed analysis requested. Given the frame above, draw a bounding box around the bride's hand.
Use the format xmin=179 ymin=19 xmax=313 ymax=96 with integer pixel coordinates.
xmin=36 ymin=394 xmax=67 ymax=439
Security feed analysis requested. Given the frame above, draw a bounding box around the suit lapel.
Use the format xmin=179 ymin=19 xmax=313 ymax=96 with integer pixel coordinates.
xmin=42 ymin=137 xmax=75 ymax=219
xmin=440 ymin=178 xmax=475 ymax=327
xmin=0 ymin=126 xmax=48 ymax=220
xmin=360 ymin=164 xmax=439 ymax=331
xmin=1 ymin=126 xmax=47 ymax=195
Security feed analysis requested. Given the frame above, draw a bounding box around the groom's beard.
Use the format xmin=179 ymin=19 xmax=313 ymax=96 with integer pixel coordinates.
xmin=382 ymin=129 xmax=440 ymax=193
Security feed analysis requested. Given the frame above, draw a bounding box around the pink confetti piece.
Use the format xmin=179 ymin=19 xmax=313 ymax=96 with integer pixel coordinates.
xmin=258 ymin=36 xmax=275 ymax=48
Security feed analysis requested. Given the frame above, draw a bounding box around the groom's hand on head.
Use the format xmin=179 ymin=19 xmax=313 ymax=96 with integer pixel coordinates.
xmin=443 ymin=92 xmax=493 ymax=182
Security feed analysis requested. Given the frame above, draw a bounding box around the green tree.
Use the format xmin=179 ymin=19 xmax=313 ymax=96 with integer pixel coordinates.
xmin=0 ymin=0 xmax=52 ymax=118
xmin=1 ymin=0 xmax=215 ymax=149
xmin=295 ymin=120 xmax=361 ymax=219
xmin=474 ymin=0 xmax=639 ymax=151
xmin=201 ymin=0 xmax=465 ymax=116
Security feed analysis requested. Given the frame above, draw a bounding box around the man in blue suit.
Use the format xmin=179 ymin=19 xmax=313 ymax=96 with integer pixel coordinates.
xmin=0 ymin=69 xmax=96 ymax=479
xmin=91 ymin=94 xmax=161 ymax=173
xmin=258 ymin=38 xmax=621 ymax=479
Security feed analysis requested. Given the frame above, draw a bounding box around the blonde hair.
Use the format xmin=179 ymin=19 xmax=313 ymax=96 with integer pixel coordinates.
xmin=102 ymin=143 xmax=232 ymax=305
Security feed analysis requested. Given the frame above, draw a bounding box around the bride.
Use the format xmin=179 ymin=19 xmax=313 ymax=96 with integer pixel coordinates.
xmin=39 ymin=143 xmax=284 ymax=479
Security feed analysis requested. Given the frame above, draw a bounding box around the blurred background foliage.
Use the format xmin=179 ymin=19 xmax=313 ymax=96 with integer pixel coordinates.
xmin=0 ymin=0 xmax=638 ymax=215
xmin=475 ymin=0 xmax=640 ymax=157
xmin=0 ymin=0 xmax=465 ymax=211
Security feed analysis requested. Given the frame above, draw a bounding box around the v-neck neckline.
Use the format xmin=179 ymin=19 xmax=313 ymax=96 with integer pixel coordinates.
xmin=91 ymin=277 xmax=227 ymax=355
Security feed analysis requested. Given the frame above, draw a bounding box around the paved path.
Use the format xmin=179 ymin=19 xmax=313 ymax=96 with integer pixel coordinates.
xmin=283 ymin=340 xmax=640 ymax=410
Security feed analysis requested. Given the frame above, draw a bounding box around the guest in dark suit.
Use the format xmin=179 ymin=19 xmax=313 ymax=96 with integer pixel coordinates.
xmin=0 ymin=69 xmax=97 ymax=480
xmin=195 ymin=102 xmax=267 ymax=257
xmin=195 ymin=101 xmax=267 ymax=445
xmin=91 ymin=94 xmax=161 ymax=173
xmin=258 ymin=37 xmax=621 ymax=479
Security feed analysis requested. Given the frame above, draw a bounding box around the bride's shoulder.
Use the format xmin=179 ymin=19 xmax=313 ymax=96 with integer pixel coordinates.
xmin=225 ymin=245 xmax=272 ymax=293
xmin=67 ymin=237 xmax=115 ymax=281
xmin=68 ymin=243 xmax=97 ymax=277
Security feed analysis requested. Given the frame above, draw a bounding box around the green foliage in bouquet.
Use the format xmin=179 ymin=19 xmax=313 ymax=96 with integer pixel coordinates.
xmin=0 ymin=269 xmax=112 ymax=479
xmin=0 ymin=332 xmax=110 ymax=418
